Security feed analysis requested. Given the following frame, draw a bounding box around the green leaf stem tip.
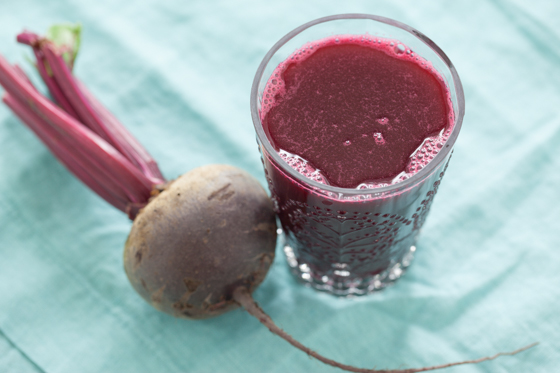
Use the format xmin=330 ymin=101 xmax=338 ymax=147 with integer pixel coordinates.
xmin=46 ymin=23 xmax=82 ymax=70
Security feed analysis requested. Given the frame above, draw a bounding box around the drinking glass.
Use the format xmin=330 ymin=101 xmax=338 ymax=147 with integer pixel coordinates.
xmin=250 ymin=14 xmax=465 ymax=296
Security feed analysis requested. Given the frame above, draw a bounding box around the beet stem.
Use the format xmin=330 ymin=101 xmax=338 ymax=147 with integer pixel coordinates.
xmin=35 ymin=49 xmax=81 ymax=119
xmin=3 ymin=93 xmax=128 ymax=211
xmin=17 ymin=31 xmax=80 ymax=119
xmin=78 ymin=80 xmax=165 ymax=182
xmin=12 ymin=64 xmax=35 ymax=86
xmin=0 ymin=54 xmax=154 ymax=212
xmin=233 ymin=287 xmax=537 ymax=373
xmin=17 ymin=31 xmax=165 ymax=185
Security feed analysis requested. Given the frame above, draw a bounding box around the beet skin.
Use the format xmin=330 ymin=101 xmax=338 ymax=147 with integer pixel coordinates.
xmin=124 ymin=164 xmax=277 ymax=319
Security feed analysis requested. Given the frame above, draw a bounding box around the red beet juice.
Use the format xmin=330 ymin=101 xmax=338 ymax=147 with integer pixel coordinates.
xmin=253 ymin=25 xmax=463 ymax=295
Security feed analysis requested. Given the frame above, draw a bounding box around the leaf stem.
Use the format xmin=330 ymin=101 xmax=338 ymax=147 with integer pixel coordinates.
xmin=18 ymin=31 xmax=165 ymax=185
xmin=3 ymin=93 xmax=128 ymax=211
xmin=0 ymin=54 xmax=154 ymax=214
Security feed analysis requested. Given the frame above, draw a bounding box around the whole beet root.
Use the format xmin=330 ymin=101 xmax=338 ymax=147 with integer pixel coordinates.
xmin=124 ymin=164 xmax=277 ymax=319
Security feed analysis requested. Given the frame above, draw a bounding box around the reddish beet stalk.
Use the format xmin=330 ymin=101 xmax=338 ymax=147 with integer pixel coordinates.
xmin=0 ymin=32 xmax=164 ymax=218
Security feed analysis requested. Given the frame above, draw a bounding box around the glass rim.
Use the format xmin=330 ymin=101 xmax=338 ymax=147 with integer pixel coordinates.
xmin=250 ymin=13 xmax=465 ymax=196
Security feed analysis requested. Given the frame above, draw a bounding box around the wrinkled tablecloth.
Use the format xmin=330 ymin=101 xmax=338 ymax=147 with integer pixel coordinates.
xmin=1 ymin=0 xmax=558 ymax=372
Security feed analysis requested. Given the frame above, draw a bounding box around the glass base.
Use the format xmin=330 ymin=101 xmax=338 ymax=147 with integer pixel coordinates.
xmin=282 ymin=235 xmax=416 ymax=297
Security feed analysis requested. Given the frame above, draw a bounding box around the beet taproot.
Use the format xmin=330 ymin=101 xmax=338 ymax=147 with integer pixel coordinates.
xmin=124 ymin=164 xmax=277 ymax=319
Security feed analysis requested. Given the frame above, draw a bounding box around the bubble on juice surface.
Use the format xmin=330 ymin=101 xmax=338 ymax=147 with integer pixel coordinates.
xmin=279 ymin=149 xmax=329 ymax=185
xmin=404 ymin=130 xmax=450 ymax=175
xmin=358 ymin=182 xmax=390 ymax=189
xmin=354 ymin=130 xmax=450 ymax=190
xmin=376 ymin=117 xmax=389 ymax=125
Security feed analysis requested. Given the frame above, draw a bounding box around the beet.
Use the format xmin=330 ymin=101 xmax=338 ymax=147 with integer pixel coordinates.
xmin=124 ymin=164 xmax=277 ymax=319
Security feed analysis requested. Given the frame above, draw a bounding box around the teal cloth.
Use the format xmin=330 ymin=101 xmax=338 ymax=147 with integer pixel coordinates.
xmin=0 ymin=1 xmax=558 ymax=372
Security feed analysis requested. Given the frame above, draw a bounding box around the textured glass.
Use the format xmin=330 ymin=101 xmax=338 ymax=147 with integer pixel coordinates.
xmin=251 ymin=14 xmax=465 ymax=296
